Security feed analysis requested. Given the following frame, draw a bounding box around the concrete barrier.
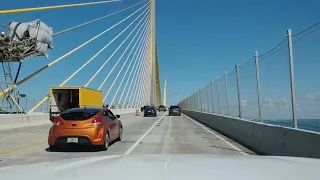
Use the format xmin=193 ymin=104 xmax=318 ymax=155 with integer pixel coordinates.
xmin=0 ymin=109 xmax=136 ymax=130
xmin=182 ymin=109 xmax=320 ymax=158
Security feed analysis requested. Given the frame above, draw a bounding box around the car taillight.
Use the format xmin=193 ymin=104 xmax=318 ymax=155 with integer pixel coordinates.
xmin=53 ymin=118 xmax=61 ymax=126
xmin=92 ymin=118 xmax=102 ymax=125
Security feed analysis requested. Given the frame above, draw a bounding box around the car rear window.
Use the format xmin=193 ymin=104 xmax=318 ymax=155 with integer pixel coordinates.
xmin=60 ymin=108 xmax=100 ymax=120
xmin=159 ymin=105 xmax=165 ymax=108
xmin=145 ymin=107 xmax=154 ymax=111
xmin=170 ymin=106 xmax=180 ymax=109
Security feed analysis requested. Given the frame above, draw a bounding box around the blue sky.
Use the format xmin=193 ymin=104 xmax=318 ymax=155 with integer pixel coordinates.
xmin=0 ymin=0 xmax=319 ymax=115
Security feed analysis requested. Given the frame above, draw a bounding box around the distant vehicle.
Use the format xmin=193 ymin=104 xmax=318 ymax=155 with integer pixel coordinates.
xmin=158 ymin=105 xmax=166 ymax=112
xmin=144 ymin=107 xmax=157 ymax=117
xmin=49 ymin=86 xmax=103 ymax=122
xmin=169 ymin=105 xmax=181 ymax=116
xmin=48 ymin=108 xmax=123 ymax=151
xmin=141 ymin=105 xmax=150 ymax=112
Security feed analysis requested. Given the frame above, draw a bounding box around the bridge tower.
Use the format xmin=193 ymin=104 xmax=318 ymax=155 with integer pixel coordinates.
xmin=155 ymin=44 xmax=161 ymax=106
xmin=149 ymin=0 xmax=161 ymax=106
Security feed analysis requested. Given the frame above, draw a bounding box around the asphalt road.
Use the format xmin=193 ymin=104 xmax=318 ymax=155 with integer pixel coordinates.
xmin=0 ymin=112 xmax=255 ymax=167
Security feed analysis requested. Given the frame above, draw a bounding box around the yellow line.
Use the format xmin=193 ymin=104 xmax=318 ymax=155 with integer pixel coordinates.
xmin=0 ymin=140 xmax=47 ymax=155
xmin=0 ymin=0 xmax=120 ymax=15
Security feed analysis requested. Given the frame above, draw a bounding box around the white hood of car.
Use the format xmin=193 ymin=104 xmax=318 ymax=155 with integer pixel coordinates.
xmin=1 ymin=154 xmax=319 ymax=180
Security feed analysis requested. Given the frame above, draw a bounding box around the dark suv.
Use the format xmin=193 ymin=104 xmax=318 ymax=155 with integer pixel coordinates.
xmin=169 ymin=106 xmax=181 ymax=116
xmin=158 ymin=105 xmax=166 ymax=112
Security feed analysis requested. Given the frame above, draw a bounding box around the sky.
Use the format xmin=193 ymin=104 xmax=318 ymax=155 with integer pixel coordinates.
xmin=0 ymin=0 xmax=319 ymax=117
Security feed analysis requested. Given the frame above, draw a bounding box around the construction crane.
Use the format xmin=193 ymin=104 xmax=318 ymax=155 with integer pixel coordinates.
xmin=0 ymin=19 xmax=53 ymax=113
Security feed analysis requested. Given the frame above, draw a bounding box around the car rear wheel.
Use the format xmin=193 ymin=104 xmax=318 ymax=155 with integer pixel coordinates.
xmin=99 ymin=132 xmax=110 ymax=151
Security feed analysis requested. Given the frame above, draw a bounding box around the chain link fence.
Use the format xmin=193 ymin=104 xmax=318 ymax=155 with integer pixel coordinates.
xmin=179 ymin=23 xmax=320 ymax=132
xmin=292 ymin=24 xmax=320 ymax=132
xmin=226 ymin=69 xmax=239 ymax=117
xmin=238 ymin=60 xmax=259 ymax=120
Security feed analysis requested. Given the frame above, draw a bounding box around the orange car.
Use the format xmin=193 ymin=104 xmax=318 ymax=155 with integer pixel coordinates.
xmin=48 ymin=108 xmax=123 ymax=151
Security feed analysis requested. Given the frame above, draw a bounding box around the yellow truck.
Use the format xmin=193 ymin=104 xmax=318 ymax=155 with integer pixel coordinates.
xmin=49 ymin=86 xmax=103 ymax=121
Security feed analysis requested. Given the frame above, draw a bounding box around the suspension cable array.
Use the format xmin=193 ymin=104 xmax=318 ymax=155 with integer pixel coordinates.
xmin=0 ymin=0 xmax=157 ymax=112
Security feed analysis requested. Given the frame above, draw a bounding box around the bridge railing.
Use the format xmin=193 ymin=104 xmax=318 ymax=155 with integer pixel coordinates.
xmin=179 ymin=23 xmax=320 ymax=132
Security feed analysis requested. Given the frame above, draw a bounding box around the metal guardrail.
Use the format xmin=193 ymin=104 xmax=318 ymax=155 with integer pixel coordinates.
xmin=179 ymin=23 xmax=320 ymax=132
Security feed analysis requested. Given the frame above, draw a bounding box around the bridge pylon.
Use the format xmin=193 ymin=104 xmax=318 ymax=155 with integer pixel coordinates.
xmin=149 ymin=0 xmax=161 ymax=106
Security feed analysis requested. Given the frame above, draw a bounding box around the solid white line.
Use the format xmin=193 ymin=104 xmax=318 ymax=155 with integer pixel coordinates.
xmin=183 ymin=114 xmax=249 ymax=155
xmin=124 ymin=113 xmax=167 ymax=155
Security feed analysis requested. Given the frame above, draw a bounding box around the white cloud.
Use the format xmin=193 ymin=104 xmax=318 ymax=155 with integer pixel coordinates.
xmin=241 ymin=99 xmax=248 ymax=106
xmin=307 ymin=92 xmax=320 ymax=100
xmin=262 ymin=98 xmax=288 ymax=107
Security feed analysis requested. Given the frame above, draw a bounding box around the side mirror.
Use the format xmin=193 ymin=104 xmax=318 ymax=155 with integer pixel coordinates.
xmin=116 ymin=115 xmax=120 ymax=118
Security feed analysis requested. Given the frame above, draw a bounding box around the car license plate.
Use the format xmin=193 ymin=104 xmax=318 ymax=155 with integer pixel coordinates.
xmin=67 ymin=137 xmax=78 ymax=143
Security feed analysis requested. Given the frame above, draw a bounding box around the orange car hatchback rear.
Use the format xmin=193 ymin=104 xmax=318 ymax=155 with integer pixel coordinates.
xmin=48 ymin=108 xmax=107 ymax=150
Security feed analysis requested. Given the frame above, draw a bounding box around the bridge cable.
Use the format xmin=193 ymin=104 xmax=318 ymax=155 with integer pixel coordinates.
xmin=108 ymin=23 xmax=149 ymax=107
xmin=84 ymin=6 xmax=150 ymax=87
xmin=28 ymin=5 xmax=149 ymax=112
xmin=129 ymin=45 xmax=149 ymax=108
xmin=122 ymin=33 xmax=150 ymax=108
xmin=121 ymin=53 xmax=145 ymax=108
xmin=118 ymin=31 xmax=150 ymax=108
xmin=106 ymin=18 xmax=150 ymax=105
xmin=136 ymin=63 xmax=147 ymax=107
xmin=134 ymin=49 xmax=149 ymax=107
xmin=132 ymin=53 xmax=148 ymax=107
xmin=145 ymin=42 xmax=152 ymax=104
xmin=102 ymin=15 xmax=150 ymax=103
xmin=53 ymin=0 xmax=148 ymax=37
xmin=129 ymin=26 xmax=151 ymax=107
xmin=109 ymin=28 xmax=149 ymax=108
xmin=129 ymin=45 xmax=149 ymax=107
xmin=97 ymin=9 xmax=150 ymax=91
xmin=115 ymin=22 xmax=150 ymax=109
xmin=142 ymin=43 xmax=151 ymax=105
xmin=0 ymin=0 xmax=120 ymax=15
xmin=128 ymin=32 xmax=150 ymax=108
xmin=122 ymin=43 xmax=148 ymax=108
xmin=135 ymin=79 xmax=144 ymax=108
xmin=127 ymin=52 xmax=145 ymax=108
xmin=111 ymin=21 xmax=151 ymax=109
xmin=134 ymin=48 xmax=149 ymax=106
xmin=103 ymin=17 xmax=149 ymax=104
xmin=141 ymin=50 xmax=150 ymax=106
xmin=0 ymin=2 xmax=149 ymax=99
